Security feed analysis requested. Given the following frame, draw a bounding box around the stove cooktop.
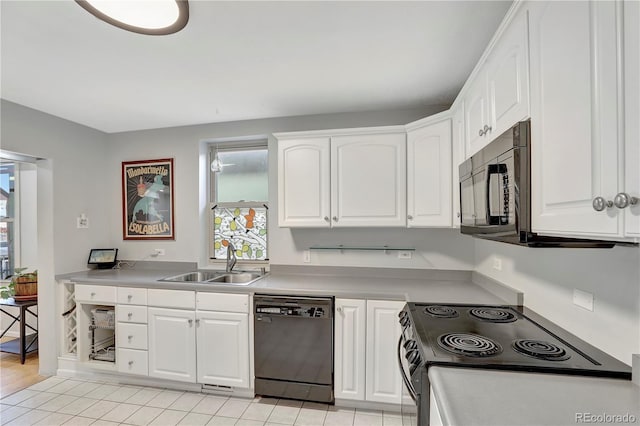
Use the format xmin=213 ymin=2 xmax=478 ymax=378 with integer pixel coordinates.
xmin=403 ymin=303 xmax=631 ymax=379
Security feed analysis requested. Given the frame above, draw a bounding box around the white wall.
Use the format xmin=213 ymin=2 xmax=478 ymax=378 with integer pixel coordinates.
xmin=1 ymin=99 xmax=110 ymax=374
xmin=475 ymin=238 xmax=640 ymax=365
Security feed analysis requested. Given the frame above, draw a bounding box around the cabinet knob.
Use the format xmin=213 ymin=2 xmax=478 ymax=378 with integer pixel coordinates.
xmin=592 ymin=196 xmax=613 ymax=212
xmin=337 ymin=306 xmax=343 ymax=313
xmin=188 ymin=319 xmax=193 ymax=326
xmin=128 ymin=335 xmax=133 ymax=340
xmin=613 ymin=193 xmax=638 ymax=209
xmin=478 ymin=128 xmax=485 ymax=137
xmin=407 ymin=215 xmax=413 ymax=220
xmin=196 ymin=319 xmax=200 ymax=326
xmin=127 ymin=294 xmax=133 ymax=300
xmin=127 ymin=312 xmax=133 ymax=319
xmin=128 ymin=360 xmax=134 ymax=366
xmin=332 ymin=216 xmax=338 ymax=222
xmin=457 ymin=212 xmax=461 ymax=218
xmin=483 ymin=124 xmax=492 ymax=134
xmin=324 ymin=216 xmax=330 ymax=222
xmin=91 ymin=292 xmax=96 ymax=297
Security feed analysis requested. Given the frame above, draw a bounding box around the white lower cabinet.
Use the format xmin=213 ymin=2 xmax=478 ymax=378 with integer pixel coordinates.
xmin=334 ymin=298 xmax=404 ymax=405
xmin=148 ymin=307 xmax=197 ymax=383
xmin=365 ymin=300 xmax=405 ymax=404
xmin=334 ymin=299 xmax=366 ymax=400
xmin=196 ymin=310 xmax=249 ymax=388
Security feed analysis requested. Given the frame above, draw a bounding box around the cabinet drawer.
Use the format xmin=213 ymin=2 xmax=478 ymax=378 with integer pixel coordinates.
xmin=117 ymin=348 xmax=148 ymax=376
xmin=117 ymin=287 xmax=147 ymax=305
xmin=117 ymin=323 xmax=148 ymax=350
xmin=116 ymin=305 xmax=148 ymax=324
xmin=197 ymin=292 xmax=249 ymax=313
xmin=75 ymin=284 xmax=116 ymax=303
xmin=148 ymin=289 xmax=195 ymax=309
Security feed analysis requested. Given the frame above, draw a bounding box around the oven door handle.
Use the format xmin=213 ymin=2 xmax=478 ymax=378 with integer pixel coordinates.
xmin=397 ymin=335 xmax=417 ymax=403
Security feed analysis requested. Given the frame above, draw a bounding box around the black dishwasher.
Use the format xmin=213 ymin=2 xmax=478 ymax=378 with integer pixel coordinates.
xmin=254 ymin=294 xmax=334 ymax=403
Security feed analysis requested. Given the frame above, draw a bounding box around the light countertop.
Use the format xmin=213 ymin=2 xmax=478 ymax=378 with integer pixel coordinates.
xmin=56 ymin=264 xmax=514 ymax=304
xmin=429 ymin=366 xmax=639 ymax=426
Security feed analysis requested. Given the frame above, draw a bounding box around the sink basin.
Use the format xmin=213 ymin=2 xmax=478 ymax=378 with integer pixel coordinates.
xmin=159 ymin=271 xmax=265 ymax=286
xmin=207 ymin=272 xmax=262 ymax=285
xmin=160 ymin=271 xmax=224 ymax=282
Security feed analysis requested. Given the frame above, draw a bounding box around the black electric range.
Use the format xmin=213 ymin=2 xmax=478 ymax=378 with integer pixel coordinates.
xmin=398 ymin=303 xmax=632 ymax=426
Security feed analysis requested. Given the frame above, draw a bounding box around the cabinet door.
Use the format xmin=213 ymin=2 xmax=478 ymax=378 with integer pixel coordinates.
xmin=365 ymin=300 xmax=404 ymax=404
xmin=451 ymin=104 xmax=465 ymax=227
xmin=277 ymin=137 xmax=331 ymax=227
xmin=624 ymin=0 xmax=640 ymax=237
xmin=407 ymin=119 xmax=452 ymax=227
xmin=331 ymin=133 xmax=406 ymax=227
xmin=486 ymin=8 xmax=530 ymax=139
xmin=148 ymin=307 xmax=196 ymax=383
xmin=530 ymin=1 xmax=622 ymax=237
xmin=464 ymin=72 xmax=490 ymax=157
xmin=196 ymin=310 xmax=249 ymax=388
xmin=334 ymin=299 xmax=366 ymax=401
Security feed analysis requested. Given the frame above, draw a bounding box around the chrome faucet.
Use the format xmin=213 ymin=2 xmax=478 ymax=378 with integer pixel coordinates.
xmin=226 ymin=242 xmax=237 ymax=273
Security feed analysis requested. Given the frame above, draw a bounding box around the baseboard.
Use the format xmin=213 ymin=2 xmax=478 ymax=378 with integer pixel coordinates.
xmin=334 ymin=398 xmax=402 ymax=413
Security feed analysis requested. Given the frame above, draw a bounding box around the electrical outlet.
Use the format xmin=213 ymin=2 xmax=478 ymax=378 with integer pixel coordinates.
xmin=397 ymin=251 xmax=412 ymax=259
xmin=303 ymin=250 xmax=311 ymax=263
xmin=154 ymin=248 xmax=165 ymax=256
xmin=573 ymin=289 xmax=594 ymax=311
xmin=77 ymin=214 xmax=89 ymax=229
xmin=492 ymin=256 xmax=502 ymax=271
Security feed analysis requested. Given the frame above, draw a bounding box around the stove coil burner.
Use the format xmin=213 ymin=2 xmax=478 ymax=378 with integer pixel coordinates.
xmin=437 ymin=333 xmax=503 ymax=357
xmin=424 ymin=305 xmax=459 ymax=318
xmin=469 ymin=307 xmax=517 ymax=323
xmin=512 ymin=339 xmax=571 ymax=361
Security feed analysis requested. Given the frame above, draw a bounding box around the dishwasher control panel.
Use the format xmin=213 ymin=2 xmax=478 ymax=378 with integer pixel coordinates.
xmin=256 ymin=305 xmax=327 ymax=318
xmin=254 ymin=295 xmax=333 ymax=319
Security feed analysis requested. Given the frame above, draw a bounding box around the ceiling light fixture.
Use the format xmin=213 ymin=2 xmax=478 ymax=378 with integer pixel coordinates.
xmin=75 ymin=0 xmax=189 ymax=35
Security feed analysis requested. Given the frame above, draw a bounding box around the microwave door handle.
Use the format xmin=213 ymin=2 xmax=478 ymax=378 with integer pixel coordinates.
xmin=485 ymin=164 xmax=508 ymax=225
xmin=397 ymin=335 xmax=418 ymax=402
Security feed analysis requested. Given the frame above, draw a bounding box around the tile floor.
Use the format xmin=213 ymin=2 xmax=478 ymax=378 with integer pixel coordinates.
xmin=0 ymin=377 xmax=405 ymax=426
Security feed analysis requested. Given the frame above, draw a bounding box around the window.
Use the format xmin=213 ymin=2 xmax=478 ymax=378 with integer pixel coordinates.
xmin=209 ymin=142 xmax=268 ymax=263
xmin=0 ymin=161 xmax=16 ymax=279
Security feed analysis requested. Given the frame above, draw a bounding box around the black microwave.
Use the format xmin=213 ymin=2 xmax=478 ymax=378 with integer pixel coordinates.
xmin=459 ymin=120 xmax=615 ymax=248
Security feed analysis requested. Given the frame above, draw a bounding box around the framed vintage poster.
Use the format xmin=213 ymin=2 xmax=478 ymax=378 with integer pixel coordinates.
xmin=122 ymin=158 xmax=175 ymax=240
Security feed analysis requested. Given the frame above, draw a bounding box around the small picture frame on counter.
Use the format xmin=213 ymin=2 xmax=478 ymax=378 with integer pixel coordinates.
xmin=122 ymin=158 xmax=175 ymax=240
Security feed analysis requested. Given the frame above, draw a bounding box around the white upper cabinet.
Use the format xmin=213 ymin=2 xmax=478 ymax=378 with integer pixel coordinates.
xmin=623 ymin=0 xmax=640 ymax=237
xmin=529 ymin=0 xmax=632 ymax=239
xmin=276 ymin=127 xmax=408 ymax=228
xmin=464 ymin=6 xmax=530 ymax=157
xmin=406 ymin=116 xmax=452 ymax=227
xmin=331 ymin=132 xmax=407 ymax=227
xmin=277 ymin=137 xmax=331 ymax=227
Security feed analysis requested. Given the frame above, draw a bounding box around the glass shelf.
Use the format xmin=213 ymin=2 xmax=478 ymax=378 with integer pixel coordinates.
xmin=309 ymin=246 xmax=415 ymax=252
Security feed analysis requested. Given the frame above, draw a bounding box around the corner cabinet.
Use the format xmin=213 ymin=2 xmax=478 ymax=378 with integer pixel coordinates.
xmin=276 ymin=127 xmax=407 ymax=228
xmin=406 ymin=115 xmax=452 ymax=227
xmin=529 ymin=0 xmax=639 ymax=241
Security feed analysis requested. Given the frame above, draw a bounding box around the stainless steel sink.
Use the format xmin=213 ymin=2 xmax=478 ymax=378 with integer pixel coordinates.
xmin=160 ymin=271 xmax=224 ymax=282
xmin=207 ymin=272 xmax=262 ymax=285
xmin=159 ymin=271 xmax=265 ymax=286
